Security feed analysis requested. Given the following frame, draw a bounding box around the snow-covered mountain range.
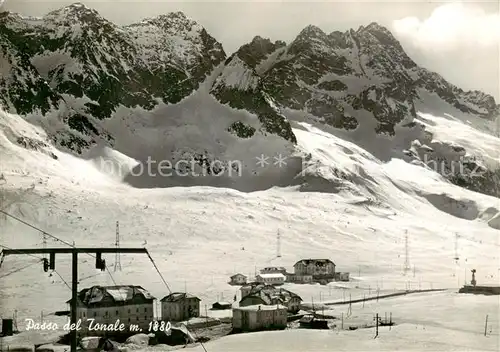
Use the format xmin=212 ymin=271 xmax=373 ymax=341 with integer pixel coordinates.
xmin=0 ymin=2 xmax=499 ymax=196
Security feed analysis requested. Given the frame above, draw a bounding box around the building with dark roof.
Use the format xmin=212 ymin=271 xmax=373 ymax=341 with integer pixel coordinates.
xmin=66 ymin=285 xmax=155 ymax=335
xmin=229 ymin=273 xmax=247 ymax=285
xmin=239 ymin=285 xmax=302 ymax=314
xmin=160 ymin=292 xmax=201 ymax=322
xmin=293 ymin=259 xmax=336 ymax=281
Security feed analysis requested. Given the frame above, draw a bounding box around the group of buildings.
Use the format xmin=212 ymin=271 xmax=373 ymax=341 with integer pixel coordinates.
xmin=229 ymin=258 xmax=350 ymax=286
xmin=68 ymin=258 xmax=347 ymax=336
xmin=229 ymin=258 xmax=349 ymax=331
xmin=68 ymin=286 xmax=201 ymax=335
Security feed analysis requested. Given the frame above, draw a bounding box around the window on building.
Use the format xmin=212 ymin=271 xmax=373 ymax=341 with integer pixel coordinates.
xmin=144 ymin=308 xmax=147 ymax=313
xmin=94 ymin=312 xmax=97 ymax=317
xmin=128 ymin=309 xmax=131 ymax=314
xmin=136 ymin=308 xmax=139 ymax=313
xmin=116 ymin=310 xmax=119 ymax=316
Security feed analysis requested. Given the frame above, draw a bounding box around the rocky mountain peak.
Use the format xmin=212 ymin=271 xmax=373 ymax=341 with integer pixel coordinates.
xmin=298 ymin=24 xmax=327 ymax=38
xmin=44 ymin=2 xmax=106 ymax=26
xmin=235 ymin=35 xmax=286 ymax=69
xmin=133 ymin=11 xmax=201 ymax=34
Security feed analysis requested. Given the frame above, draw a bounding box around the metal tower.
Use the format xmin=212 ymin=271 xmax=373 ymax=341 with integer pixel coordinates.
xmin=42 ymin=232 xmax=47 ymax=259
xmin=277 ymin=230 xmax=281 ymax=258
xmin=114 ymin=221 xmax=122 ymax=272
xmin=403 ymin=230 xmax=410 ymax=275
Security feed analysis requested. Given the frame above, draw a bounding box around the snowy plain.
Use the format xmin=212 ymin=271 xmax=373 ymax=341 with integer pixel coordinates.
xmin=0 ymin=92 xmax=499 ymax=351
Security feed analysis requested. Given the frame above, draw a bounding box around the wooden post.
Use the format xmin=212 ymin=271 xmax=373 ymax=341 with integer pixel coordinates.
xmin=363 ymin=295 xmax=365 ymax=308
xmin=375 ymin=313 xmax=379 ymax=338
xmin=385 ymin=312 xmax=387 ymax=324
xmin=71 ymin=250 xmax=78 ymax=352
xmin=205 ymin=305 xmax=208 ymax=328
xmin=484 ymin=315 xmax=488 ymax=336
xmin=341 ymin=312 xmax=343 ymax=330
xmin=389 ymin=312 xmax=392 ymax=331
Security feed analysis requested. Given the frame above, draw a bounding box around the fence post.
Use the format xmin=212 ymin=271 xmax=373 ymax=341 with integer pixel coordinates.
xmin=375 ymin=313 xmax=379 ymax=338
xmin=484 ymin=315 xmax=488 ymax=336
xmin=341 ymin=312 xmax=344 ymax=330
xmin=205 ymin=305 xmax=208 ymax=328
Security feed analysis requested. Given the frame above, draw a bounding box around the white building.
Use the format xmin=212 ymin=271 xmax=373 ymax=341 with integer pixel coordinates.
xmin=260 ymin=267 xmax=287 ymax=275
xmin=232 ymin=304 xmax=287 ymax=331
xmin=229 ymin=273 xmax=247 ymax=285
xmin=335 ymin=272 xmax=350 ymax=282
xmin=160 ymin=292 xmax=200 ymax=322
xmin=67 ymin=285 xmax=155 ymax=336
xmin=256 ymin=273 xmax=285 ymax=285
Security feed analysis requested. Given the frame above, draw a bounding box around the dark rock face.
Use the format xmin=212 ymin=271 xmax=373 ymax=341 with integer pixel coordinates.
xmin=0 ymin=4 xmax=227 ymax=152
xmin=211 ymin=21 xmax=498 ymax=137
xmin=210 ymin=54 xmax=297 ymax=143
xmin=1 ymin=4 xmax=499 ymax=196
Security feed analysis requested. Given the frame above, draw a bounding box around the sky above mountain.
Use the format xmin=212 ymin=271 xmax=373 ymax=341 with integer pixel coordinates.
xmin=1 ymin=0 xmax=499 ymax=101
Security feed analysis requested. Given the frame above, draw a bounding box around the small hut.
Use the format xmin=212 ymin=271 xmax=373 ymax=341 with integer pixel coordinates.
xmin=299 ymin=315 xmax=329 ymax=329
xmin=212 ymin=301 xmax=232 ymax=310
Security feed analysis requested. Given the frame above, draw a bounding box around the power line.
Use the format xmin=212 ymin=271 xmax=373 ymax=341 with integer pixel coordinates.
xmin=1 ymin=210 xmax=172 ymax=297
xmin=145 ymin=251 xmax=171 ymax=294
xmin=0 ymin=209 xmax=122 ymax=287
xmin=0 ymin=210 xmax=74 ymax=247
xmin=1 ymin=210 xmax=176 ymax=343
xmin=53 ymin=269 xmax=71 ymax=291
xmin=0 ymin=260 xmax=41 ymax=279
xmin=0 ymin=244 xmax=44 ymax=261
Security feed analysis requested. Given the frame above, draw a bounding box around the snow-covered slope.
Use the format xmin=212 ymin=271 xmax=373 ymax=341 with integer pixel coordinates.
xmin=1 ymin=104 xmax=499 ymax=328
xmin=0 ymin=102 xmax=500 ymax=306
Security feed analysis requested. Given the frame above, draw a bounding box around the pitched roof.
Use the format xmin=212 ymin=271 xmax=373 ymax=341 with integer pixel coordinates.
xmin=241 ymin=286 xmax=302 ymax=305
xmin=294 ymin=259 xmax=335 ymax=266
xmin=230 ymin=273 xmax=247 ymax=278
xmin=257 ymin=273 xmax=286 ymax=279
xmin=67 ymin=285 xmax=155 ymax=306
xmin=160 ymin=292 xmax=201 ymax=302
xmin=235 ymin=304 xmax=287 ymax=311
xmin=261 ymin=266 xmax=286 ymax=271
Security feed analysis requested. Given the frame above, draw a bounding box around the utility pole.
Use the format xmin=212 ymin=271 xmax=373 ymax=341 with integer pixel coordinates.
xmin=276 ymin=230 xmax=281 ymax=258
xmin=0 ymin=247 xmax=148 ymax=352
xmin=454 ymin=233 xmax=459 ymax=261
xmin=484 ymin=315 xmax=489 ymax=336
xmin=374 ymin=313 xmax=379 ymax=338
xmin=403 ymin=230 xmax=410 ymax=275
xmin=114 ymin=221 xmax=122 ymax=272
